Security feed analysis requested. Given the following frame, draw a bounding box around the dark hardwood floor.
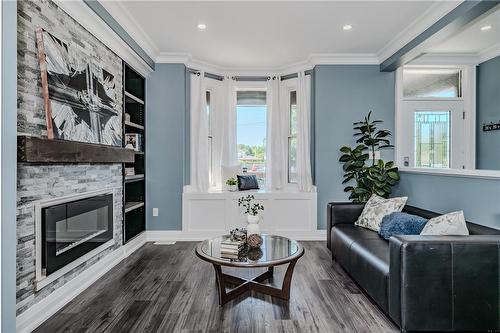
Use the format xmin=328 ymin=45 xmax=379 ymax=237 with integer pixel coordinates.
xmin=35 ymin=241 xmax=398 ymax=333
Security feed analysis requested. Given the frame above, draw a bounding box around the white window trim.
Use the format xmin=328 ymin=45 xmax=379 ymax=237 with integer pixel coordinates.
xmin=395 ymin=65 xmax=500 ymax=179
xmin=205 ymin=79 xmax=224 ymax=190
xmin=281 ymin=78 xmax=299 ymax=190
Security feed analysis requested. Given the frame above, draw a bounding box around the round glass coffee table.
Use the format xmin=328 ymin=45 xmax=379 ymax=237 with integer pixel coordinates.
xmin=195 ymin=234 xmax=304 ymax=305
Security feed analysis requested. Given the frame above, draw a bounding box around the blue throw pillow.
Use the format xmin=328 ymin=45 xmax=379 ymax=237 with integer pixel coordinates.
xmin=379 ymin=212 xmax=428 ymax=240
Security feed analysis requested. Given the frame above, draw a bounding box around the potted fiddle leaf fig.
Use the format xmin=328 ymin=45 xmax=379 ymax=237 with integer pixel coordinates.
xmin=339 ymin=111 xmax=400 ymax=203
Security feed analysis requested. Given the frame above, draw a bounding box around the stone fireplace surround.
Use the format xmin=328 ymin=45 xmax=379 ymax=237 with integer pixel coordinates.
xmin=16 ymin=0 xmax=125 ymax=319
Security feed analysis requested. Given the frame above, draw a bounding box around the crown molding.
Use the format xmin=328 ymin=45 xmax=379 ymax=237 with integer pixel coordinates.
xmin=98 ymin=1 xmax=159 ymax=60
xmin=479 ymin=42 xmax=500 ymax=63
xmin=377 ymin=1 xmax=461 ymax=64
xmin=55 ymin=0 xmax=153 ymax=76
xmin=156 ymin=52 xmax=378 ymax=75
xmin=309 ymin=53 xmax=379 ymax=65
xmin=156 ymin=52 xmax=193 ymax=64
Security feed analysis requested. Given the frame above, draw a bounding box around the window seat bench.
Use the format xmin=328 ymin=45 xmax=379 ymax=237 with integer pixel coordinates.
xmin=182 ymin=189 xmax=318 ymax=240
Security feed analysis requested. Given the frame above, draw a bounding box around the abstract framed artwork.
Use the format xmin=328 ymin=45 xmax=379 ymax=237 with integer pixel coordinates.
xmin=35 ymin=28 xmax=122 ymax=146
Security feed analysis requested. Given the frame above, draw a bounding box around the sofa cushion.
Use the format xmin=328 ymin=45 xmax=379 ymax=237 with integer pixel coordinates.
xmin=379 ymin=212 xmax=428 ymax=240
xmin=331 ymin=224 xmax=390 ymax=310
xmin=421 ymin=211 xmax=469 ymax=236
xmin=355 ymin=195 xmax=408 ymax=232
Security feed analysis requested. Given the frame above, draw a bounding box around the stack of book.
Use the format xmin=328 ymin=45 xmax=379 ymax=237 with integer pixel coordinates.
xmin=220 ymin=238 xmax=245 ymax=259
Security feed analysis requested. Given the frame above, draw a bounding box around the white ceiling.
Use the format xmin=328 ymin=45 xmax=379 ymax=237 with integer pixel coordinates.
xmin=427 ymin=7 xmax=500 ymax=54
xmin=102 ymin=1 xmax=460 ymax=70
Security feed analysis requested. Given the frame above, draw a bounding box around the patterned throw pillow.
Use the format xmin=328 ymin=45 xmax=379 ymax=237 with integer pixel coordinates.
xmin=355 ymin=194 xmax=408 ymax=232
xmin=237 ymin=174 xmax=259 ymax=191
xmin=420 ymin=211 xmax=469 ymax=236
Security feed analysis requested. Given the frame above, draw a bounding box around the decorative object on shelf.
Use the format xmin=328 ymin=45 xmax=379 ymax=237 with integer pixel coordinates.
xmin=483 ymin=122 xmax=500 ymax=132
xmin=246 ymin=247 xmax=263 ymax=261
xmin=230 ymin=228 xmax=247 ymax=242
xmin=339 ymin=111 xmax=400 ymax=203
xmin=238 ymin=194 xmax=264 ymax=234
xmin=35 ymin=28 xmax=122 ymax=146
xmin=124 ymin=167 xmax=135 ymax=176
xmin=125 ymin=133 xmax=143 ymax=151
xmin=247 ymin=233 xmax=263 ymax=249
xmin=125 ymin=113 xmax=131 ymax=122
xmin=225 ymin=177 xmax=238 ymax=192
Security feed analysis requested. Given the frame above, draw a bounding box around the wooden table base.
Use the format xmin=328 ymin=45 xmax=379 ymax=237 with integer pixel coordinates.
xmin=212 ymin=258 xmax=299 ymax=305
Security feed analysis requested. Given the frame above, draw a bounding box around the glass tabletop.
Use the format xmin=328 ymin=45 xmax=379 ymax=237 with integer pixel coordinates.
xmin=198 ymin=234 xmax=302 ymax=267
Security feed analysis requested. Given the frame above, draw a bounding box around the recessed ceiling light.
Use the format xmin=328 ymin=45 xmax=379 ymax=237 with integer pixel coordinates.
xmin=197 ymin=23 xmax=207 ymax=30
xmin=480 ymin=25 xmax=492 ymax=31
xmin=343 ymin=24 xmax=353 ymax=31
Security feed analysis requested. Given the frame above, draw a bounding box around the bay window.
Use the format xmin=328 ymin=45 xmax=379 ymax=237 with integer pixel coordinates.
xmin=188 ymin=72 xmax=312 ymax=192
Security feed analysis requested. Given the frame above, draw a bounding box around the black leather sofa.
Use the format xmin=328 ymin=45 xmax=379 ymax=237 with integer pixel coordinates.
xmin=327 ymin=202 xmax=500 ymax=332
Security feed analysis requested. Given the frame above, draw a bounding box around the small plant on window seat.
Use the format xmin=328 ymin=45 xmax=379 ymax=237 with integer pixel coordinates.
xmin=339 ymin=111 xmax=400 ymax=203
xmin=226 ymin=177 xmax=238 ymax=191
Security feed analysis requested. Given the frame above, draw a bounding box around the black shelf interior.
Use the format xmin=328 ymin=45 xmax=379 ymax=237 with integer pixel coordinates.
xmin=125 ymin=66 xmax=145 ymax=100
xmin=124 ymin=207 xmax=145 ymax=242
xmin=123 ymin=63 xmax=146 ymax=244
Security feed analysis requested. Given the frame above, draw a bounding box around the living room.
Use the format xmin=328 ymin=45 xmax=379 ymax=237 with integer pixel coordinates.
xmin=1 ymin=0 xmax=500 ymax=332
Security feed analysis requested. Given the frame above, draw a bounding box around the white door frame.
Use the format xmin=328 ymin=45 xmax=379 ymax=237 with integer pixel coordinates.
xmin=395 ymin=65 xmax=476 ymax=170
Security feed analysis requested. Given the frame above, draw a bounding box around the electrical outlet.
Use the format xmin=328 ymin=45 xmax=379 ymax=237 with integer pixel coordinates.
xmin=153 ymin=208 xmax=159 ymax=217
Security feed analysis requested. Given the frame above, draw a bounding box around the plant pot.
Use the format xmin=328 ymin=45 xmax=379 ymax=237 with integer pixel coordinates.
xmin=247 ymin=214 xmax=259 ymax=223
xmin=246 ymin=214 xmax=260 ymax=235
xmin=228 ymin=185 xmax=237 ymax=192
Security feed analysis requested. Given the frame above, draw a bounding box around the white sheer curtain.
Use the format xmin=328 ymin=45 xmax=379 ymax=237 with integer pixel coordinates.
xmin=189 ymin=72 xmax=209 ymax=192
xmin=265 ymin=76 xmax=286 ymax=190
xmin=296 ymin=71 xmax=313 ymax=192
xmin=220 ymin=77 xmax=238 ymax=167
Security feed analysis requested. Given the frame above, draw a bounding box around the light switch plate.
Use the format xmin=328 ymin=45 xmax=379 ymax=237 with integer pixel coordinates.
xmin=153 ymin=208 xmax=158 ymax=217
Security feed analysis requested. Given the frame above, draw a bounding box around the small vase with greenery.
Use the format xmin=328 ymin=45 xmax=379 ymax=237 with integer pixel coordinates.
xmin=238 ymin=195 xmax=264 ymax=233
xmin=339 ymin=111 xmax=400 ymax=203
xmin=226 ymin=177 xmax=238 ymax=191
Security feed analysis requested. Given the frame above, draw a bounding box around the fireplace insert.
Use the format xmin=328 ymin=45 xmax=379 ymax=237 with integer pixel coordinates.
xmin=41 ymin=193 xmax=113 ymax=276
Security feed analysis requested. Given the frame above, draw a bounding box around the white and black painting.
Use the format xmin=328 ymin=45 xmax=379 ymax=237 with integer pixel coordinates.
xmin=36 ymin=28 xmax=122 ymax=146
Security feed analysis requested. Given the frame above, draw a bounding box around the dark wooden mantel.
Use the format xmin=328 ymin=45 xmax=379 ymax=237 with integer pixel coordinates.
xmin=17 ymin=136 xmax=135 ymax=163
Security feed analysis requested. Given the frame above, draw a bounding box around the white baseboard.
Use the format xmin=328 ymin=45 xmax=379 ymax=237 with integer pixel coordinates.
xmin=123 ymin=232 xmax=147 ymax=257
xmin=16 ymin=233 xmax=147 ymax=333
xmin=146 ymin=230 xmax=326 ymax=242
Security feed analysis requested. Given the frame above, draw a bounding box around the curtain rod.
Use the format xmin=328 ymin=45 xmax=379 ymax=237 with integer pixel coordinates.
xmin=186 ymin=68 xmax=313 ymax=82
xmin=186 ymin=68 xmax=225 ymax=81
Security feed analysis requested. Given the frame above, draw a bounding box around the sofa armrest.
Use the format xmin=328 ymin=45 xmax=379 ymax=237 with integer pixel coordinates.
xmin=326 ymin=202 xmax=365 ymax=250
xmin=389 ymin=235 xmax=500 ymax=332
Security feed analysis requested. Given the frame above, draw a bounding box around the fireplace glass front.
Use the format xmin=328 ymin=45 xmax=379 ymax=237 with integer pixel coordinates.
xmin=42 ymin=193 xmax=113 ymax=275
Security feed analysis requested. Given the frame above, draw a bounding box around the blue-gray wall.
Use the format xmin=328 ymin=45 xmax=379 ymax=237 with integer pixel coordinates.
xmin=146 ymin=64 xmax=187 ymax=230
xmin=2 ymin=1 xmax=17 ymax=331
xmin=394 ymin=173 xmax=500 ymax=229
xmin=314 ymin=65 xmax=395 ymax=229
xmin=476 ymin=55 xmax=500 ymax=170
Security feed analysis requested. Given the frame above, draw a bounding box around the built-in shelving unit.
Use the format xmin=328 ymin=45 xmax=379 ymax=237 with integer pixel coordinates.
xmin=122 ymin=63 xmax=146 ymax=243
xmin=125 ymin=174 xmax=145 ymax=182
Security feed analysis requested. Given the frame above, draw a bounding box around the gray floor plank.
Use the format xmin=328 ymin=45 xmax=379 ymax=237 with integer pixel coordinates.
xmin=34 ymin=241 xmax=398 ymax=333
